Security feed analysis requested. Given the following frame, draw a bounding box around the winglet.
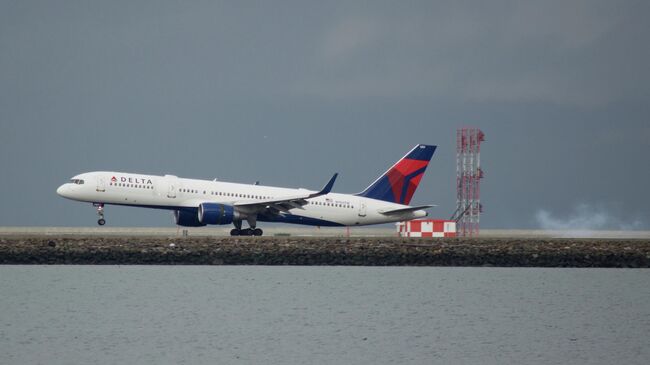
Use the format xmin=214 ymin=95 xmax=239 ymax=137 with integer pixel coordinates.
xmin=320 ymin=173 xmax=338 ymax=194
xmin=309 ymin=173 xmax=338 ymax=198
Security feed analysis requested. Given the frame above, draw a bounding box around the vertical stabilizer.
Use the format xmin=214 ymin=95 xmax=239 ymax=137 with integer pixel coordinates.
xmin=356 ymin=144 xmax=436 ymax=205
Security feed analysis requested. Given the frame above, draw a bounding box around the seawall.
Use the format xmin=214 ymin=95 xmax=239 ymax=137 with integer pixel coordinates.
xmin=1 ymin=236 xmax=649 ymax=267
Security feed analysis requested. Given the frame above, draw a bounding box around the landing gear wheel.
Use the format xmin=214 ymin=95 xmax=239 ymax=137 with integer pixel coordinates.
xmin=230 ymin=229 xmax=240 ymax=236
xmin=95 ymin=203 xmax=105 ymax=226
xmin=240 ymin=228 xmax=253 ymax=236
xmin=253 ymin=228 xmax=263 ymax=236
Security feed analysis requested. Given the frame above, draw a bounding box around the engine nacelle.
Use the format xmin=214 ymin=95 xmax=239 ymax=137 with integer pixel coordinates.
xmin=174 ymin=209 xmax=206 ymax=227
xmin=197 ymin=203 xmax=237 ymax=225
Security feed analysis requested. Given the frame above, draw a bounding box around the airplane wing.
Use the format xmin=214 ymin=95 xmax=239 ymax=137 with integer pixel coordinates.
xmin=378 ymin=205 xmax=436 ymax=215
xmin=233 ymin=173 xmax=338 ymax=213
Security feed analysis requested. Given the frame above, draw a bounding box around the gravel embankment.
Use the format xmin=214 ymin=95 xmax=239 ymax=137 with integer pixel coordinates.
xmin=1 ymin=236 xmax=649 ymax=267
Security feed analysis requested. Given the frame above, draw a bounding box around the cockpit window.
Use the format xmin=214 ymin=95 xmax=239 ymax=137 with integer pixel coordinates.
xmin=70 ymin=179 xmax=85 ymax=185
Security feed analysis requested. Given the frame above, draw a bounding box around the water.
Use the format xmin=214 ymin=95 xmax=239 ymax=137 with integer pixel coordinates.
xmin=1 ymin=266 xmax=648 ymax=365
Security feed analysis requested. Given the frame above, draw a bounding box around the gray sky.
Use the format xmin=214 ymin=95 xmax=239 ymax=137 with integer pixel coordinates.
xmin=1 ymin=0 xmax=649 ymax=229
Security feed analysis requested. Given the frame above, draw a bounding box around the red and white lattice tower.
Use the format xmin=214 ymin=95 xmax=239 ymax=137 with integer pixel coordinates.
xmin=453 ymin=128 xmax=485 ymax=237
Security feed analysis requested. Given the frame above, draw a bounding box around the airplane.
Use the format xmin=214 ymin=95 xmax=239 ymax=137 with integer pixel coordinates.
xmin=56 ymin=144 xmax=437 ymax=236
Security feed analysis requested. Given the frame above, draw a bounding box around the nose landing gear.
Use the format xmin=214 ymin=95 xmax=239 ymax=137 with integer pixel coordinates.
xmin=94 ymin=203 xmax=106 ymax=225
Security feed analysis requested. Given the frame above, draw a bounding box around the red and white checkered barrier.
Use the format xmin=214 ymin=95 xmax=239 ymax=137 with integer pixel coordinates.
xmin=397 ymin=219 xmax=457 ymax=237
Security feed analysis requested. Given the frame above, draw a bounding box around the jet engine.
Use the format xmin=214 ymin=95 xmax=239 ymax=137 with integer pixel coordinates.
xmin=197 ymin=203 xmax=238 ymax=225
xmin=174 ymin=209 xmax=206 ymax=227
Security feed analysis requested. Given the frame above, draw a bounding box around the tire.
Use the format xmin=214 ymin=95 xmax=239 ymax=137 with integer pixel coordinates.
xmin=230 ymin=229 xmax=240 ymax=236
xmin=253 ymin=228 xmax=263 ymax=236
xmin=98 ymin=218 xmax=106 ymax=226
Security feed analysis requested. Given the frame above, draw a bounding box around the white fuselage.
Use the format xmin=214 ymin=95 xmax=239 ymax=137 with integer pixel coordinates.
xmin=57 ymin=171 xmax=428 ymax=227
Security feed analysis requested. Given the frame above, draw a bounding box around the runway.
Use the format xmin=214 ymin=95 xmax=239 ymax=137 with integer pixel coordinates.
xmin=1 ymin=226 xmax=649 ymax=239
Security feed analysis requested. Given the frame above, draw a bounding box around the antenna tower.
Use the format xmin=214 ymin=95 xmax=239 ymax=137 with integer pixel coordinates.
xmin=452 ymin=128 xmax=485 ymax=236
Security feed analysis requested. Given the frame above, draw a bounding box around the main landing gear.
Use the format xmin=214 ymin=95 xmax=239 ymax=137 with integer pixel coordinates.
xmin=230 ymin=219 xmax=263 ymax=236
xmin=230 ymin=228 xmax=263 ymax=236
xmin=95 ymin=203 xmax=106 ymax=225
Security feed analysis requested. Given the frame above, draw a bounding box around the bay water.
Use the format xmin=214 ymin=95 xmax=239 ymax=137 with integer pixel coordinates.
xmin=1 ymin=266 xmax=648 ymax=364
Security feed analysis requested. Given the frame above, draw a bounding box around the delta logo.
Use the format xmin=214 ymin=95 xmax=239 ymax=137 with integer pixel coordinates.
xmin=111 ymin=176 xmax=153 ymax=184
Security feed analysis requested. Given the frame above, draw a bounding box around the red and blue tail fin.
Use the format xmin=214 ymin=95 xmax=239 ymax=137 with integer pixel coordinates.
xmin=356 ymin=144 xmax=436 ymax=205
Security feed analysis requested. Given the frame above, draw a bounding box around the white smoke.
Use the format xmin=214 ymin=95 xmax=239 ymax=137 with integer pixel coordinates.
xmin=535 ymin=204 xmax=644 ymax=237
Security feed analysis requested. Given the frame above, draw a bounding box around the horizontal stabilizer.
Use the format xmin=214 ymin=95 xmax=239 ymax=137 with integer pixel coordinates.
xmin=378 ymin=205 xmax=435 ymax=215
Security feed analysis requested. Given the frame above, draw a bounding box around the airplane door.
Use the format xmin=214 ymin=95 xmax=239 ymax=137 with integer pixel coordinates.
xmin=163 ymin=175 xmax=178 ymax=199
xmin=167 ymin=183 xmax=177 ymax=198
xmin=358 ymin=200 xmax=367 ymax=217
xmin=96 ymin=177 xmax=106 ymax=192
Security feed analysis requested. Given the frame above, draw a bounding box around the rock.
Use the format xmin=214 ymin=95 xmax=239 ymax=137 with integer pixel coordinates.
xmin=0 ymin=236 xmax=648 ymax=267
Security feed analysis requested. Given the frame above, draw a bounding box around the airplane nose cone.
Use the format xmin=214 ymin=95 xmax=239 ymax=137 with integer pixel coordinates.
xmin=56 ymin=184 xmax=68 ymax=197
